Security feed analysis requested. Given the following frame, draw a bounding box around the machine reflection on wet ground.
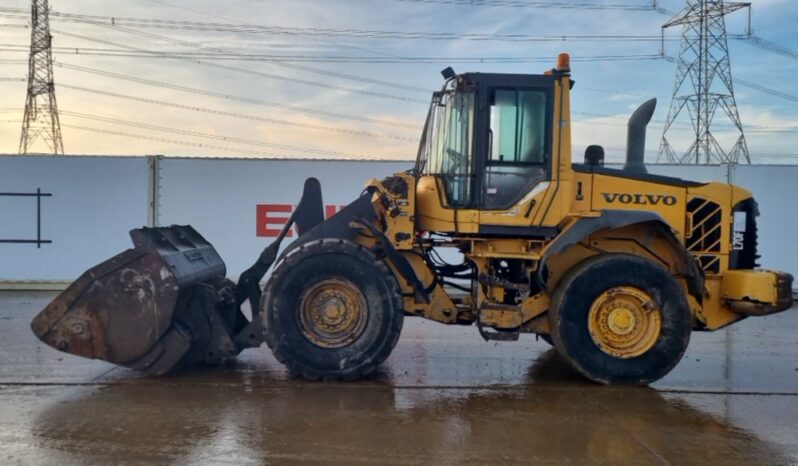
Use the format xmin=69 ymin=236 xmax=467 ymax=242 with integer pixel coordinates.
xmin=1 ymin=291 xmax=797 ymax=464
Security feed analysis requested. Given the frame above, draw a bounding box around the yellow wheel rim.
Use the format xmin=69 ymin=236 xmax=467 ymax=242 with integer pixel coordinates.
xmin=298 ymin=278 xmax=368 ymax=349
xmin=587 ymin=286 xmax=661 ymax=359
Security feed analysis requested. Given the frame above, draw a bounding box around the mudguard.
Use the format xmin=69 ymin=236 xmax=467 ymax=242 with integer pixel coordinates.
xmin=539 ymin=210 xmax=704 ymax=299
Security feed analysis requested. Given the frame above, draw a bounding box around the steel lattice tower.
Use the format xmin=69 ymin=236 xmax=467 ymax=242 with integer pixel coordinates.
xmin=19 ymin=0 xmax=63 ymax=155
xmin=658 ymin=0 xmax=750 ymax=164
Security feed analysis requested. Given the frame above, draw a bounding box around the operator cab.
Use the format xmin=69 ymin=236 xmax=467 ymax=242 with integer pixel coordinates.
xmin=415 ymin=71 xmax=556 ymax=211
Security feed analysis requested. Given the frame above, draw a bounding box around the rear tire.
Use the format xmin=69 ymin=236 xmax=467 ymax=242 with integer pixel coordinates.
xmin=549 ymin=254 xmax=691 ymax=385
xmin=261 ymin=239 xmax=404 ymax=381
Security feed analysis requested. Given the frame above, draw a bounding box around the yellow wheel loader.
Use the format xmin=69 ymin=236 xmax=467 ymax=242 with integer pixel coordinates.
xmin=32 ymin=54 xmax=793 ymax=385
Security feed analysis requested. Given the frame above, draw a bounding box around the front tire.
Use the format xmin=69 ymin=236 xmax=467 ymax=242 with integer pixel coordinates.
xmin=549 ymin=254 xmax=691 ymax=385
xmin=261 ymin=239 xmax=404 ymax=381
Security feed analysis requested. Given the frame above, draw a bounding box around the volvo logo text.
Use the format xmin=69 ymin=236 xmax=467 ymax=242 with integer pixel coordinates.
xmin=601 ymin=193 xmax=678 ymax=206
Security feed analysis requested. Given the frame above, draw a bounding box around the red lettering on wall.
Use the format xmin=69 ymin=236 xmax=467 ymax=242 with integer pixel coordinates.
xmin=325 ymin=205 xmax=337 ymax=220
xmin=256 ymin=203 xmax=346 ymax=237
xmin=256 ymin=204 xmax=293 ymax=237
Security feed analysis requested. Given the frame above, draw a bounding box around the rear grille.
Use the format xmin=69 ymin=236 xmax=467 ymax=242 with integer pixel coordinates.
xmin=729 ymin=198 xmax=760 ymax=270
xmin=686 ymin=197 xmax=722 ymax=274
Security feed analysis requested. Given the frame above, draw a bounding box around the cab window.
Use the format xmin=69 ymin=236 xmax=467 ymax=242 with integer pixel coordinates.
xmin=483 ymin=89 xmax=550 ymax=210
xmin=419 ymin=90 xmax=475 ymax=208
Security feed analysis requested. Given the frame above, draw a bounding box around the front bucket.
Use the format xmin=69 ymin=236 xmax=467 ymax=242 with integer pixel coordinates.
xmin=31 ymin=225 xmax=241 ymax=375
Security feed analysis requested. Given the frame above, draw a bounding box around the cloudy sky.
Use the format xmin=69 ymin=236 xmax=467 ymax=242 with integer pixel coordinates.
xmin=1 ymin=0 xmax=797 ymax=163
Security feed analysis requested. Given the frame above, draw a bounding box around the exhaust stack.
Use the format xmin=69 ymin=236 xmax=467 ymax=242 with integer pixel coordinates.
xmin=624 ymin=98 xmax=657 ymax=174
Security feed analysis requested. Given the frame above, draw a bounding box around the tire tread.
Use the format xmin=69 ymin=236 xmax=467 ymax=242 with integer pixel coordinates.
xmin=261 ymin=238 xmax=403 ymax=381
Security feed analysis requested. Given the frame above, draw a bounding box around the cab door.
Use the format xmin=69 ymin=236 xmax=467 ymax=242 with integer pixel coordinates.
xmin=473 ymin=75 xmax=555 ymax=230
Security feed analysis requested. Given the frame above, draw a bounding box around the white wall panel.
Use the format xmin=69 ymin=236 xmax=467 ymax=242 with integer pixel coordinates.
xmin=0 ymin=156 xmax=149 ymax=281
xmin=734 ymin=166 xmax=798 ymax=280
xmin=157 ymin=158 xmax=409 ymax=277
xmin=2 ymin=155 xmax=796 ymax=285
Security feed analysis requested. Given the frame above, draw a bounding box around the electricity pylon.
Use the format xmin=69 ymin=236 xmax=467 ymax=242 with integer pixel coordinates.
xmin=19 ymin=0 xmax=64 ymax=155
xmin=659 ymin=0 xmax=750 ymax=164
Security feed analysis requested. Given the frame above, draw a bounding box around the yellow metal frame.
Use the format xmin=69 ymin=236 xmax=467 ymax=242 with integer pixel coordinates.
xmin=356 ymin=56 xmax=792 ymax=342
xmin=721 ymin=269 xmax=780 ymax=303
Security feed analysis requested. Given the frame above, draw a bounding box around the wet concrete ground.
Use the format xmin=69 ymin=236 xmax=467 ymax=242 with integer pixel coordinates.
xmin=1 ymin=291 xmax=797 ymax=465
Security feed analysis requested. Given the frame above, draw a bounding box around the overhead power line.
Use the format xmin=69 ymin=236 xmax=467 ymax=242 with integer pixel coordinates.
xmin=2 ymin=13 xmax=434 ymax=107
xmin=50 ymin=29 xmax=428 ymax=103
xmin=0 ymin=8 xmax=435 ymax=96
xmin=61 ymin=123 xmax=404 ymax=160
xmin=0 ymin=45 xmax=668 ymax=64
xmin=738 ymin=34 xmax=798 ymax=61
xmin=573 ymin=110 xmax=798 ymax=134
xmin=10 ymin=8 xmax=797 ymax=60
xmin=734 ymin=79 xmax=798 ymax=104
xmin=9 ymin=51 xmax=798 ymax=126
xmin=57 ymin=83 xmax=419 ymax=142
xmin=51 ymin=61 xmax=421 ymax=130
xmin=0 ymin=9 xmax=677 ymax=43
xmin=145 ymin=0 xmax=406 ymax=60
xmin=59 ymin=110 xmax=395 ymax=159
xmin=390 ymin=0 xmax=665 ymax=11
xmin=659 ymin=53 xmax=798 ymax=106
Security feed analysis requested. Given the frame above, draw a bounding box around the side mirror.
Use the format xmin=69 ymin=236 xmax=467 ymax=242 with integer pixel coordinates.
xmin=585 ymin=145 xmax=605 ymax=167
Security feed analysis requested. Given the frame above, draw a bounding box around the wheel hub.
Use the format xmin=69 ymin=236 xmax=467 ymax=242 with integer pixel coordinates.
xmin=587 ymin=286 xmax=661 ymax=359
xmin=298 ymin=278 xmax=368 ymax=349
xmin=607 ymin=307 xmax=636 ymax=335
